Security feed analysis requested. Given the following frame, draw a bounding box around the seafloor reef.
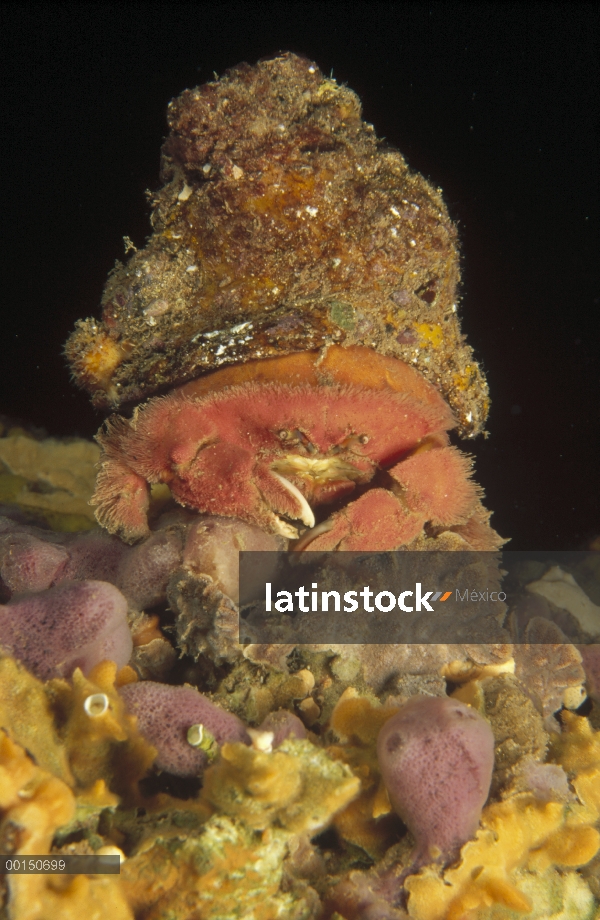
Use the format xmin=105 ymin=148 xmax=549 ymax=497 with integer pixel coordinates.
xmin=1 ymin=496 xmax=599 ymax=918
xmin=2 ymin=54 xmax=600 ymax=919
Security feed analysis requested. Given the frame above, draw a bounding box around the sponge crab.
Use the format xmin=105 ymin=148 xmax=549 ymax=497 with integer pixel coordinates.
xmin=92 ymin=346 xmax=502 ymax=552
xmin=92 ymin=346 xmax=501 ymax=551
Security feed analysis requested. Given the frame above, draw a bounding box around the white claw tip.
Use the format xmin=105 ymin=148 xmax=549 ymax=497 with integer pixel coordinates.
xmin=271 ymin=471 xmax=316 ymax=528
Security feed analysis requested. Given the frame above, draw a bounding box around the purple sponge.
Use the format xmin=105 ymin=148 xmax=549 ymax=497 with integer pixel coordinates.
xmin=0 ymin=580 xmax=132 ymax=679
xmin=0 ymin=530 xmax=68 ymax=595
xmin=377 ymin=695 xmax=494 ymax=867
xmin=58 ymin=530 xmax=127 ymax=585
xmin=258 ymin=710 xmax=307 ymax=747
xmin=119 ymin=681 xmax=251 ymax=776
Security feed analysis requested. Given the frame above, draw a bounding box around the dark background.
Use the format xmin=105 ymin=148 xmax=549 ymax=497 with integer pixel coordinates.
xmin=1 ymin=2 xmax=598 ymax=550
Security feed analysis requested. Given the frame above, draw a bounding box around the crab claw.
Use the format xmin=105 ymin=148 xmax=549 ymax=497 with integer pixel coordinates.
xmin=297 ymin=446 xmax=504 ymax=552
xmin=301 ymin=489 xmax=425 ymax=552
xmin=249 ymin=466 xmax=317 ymax=538
xmin=269 ymin=472 xmax=316 ymax=529
xmin=388 ymin=446 xmax=481 ymax=526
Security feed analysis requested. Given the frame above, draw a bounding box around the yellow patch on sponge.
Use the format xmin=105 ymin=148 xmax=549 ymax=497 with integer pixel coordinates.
xmin=0 ymin=733 xmax=133 ymax=920
xmin=69 ymin=325 xmax=130 ymax=401
xmin=48 ymin=661 xmax=156 ymax=796
xmin=549 ymin=711 xmax=600 ymax=825
xmin=0 ymin=655 xmax=156 ymax=802
xmin=327 ymin=689 xmax=402 ymax=857
xmin=0 ymin=656 xmax=74 ymax=784
xmin=415 ymin=322 xmax=443 ymax=348
xmin=405 ymin=796 xmax=588 ymax=918
xmin=201 ymin=737 xmax=359 ymax=834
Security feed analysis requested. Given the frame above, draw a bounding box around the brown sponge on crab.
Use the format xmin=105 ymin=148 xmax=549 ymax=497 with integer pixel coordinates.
xmin=65 ymin=53 xmax=488 ymax=436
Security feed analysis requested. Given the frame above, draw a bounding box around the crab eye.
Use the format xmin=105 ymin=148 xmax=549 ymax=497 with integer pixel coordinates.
xmin=278 ymin=429 xmax=292 ymax=441
xmin=358 ymin=434 xmax=370 ymax=444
